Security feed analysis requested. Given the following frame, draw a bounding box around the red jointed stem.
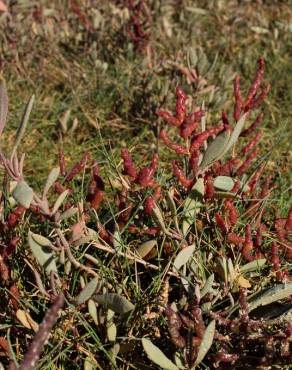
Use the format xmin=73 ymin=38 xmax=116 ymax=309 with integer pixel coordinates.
xmin=58 ymin=150 xmax=66 ymax=177
xmin=175 ymin=86 xmax=187 ymax=125
xmin=172 ymin=161 xmax=192 ymax=188
xmin=236 ymin=149 xmax=258 ymax=176
xmin=180 ymin=120 xmax=199 ymax=139
xmin=248 ymin=83 xmax=271 ymax=111
xmin=242 ymin=224 xmax=254 ymax=261
xmin=65 ymin=152 xmax=90 ymax=182
xmin=244 ymin=57 xmax=265 ymax=111
xmin=225 ymin=199 xmax=238 ymax=226
xmin=233 ymin=75 xmax=242 ymax=121
xmin=159 ymin=130 xmax=188 ymax=155
xmin=121 ymin=148 xmax=138 ymax=179
xmin=240 ymin=111 xmax=265 ymax=137
xmin=215 ymin=212 xmax=228 ymax=234
xmin=241 ymin=130 xmax=262 ymax=155
xmin=190 ymin=124 xmax=224 ymax=153
xmin=136 ymin=154 xmax=159 ymax=188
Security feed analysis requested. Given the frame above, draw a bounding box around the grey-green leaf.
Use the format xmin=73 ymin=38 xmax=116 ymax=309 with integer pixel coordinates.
xmin=88 ymin=299 xmax=98 ymax=325
xmin=60 ymin=207 xmax=78 ymax=221
xmin=173 ymin=244 xmax=196 ymax=271
xmin=223 ymin=113 xmax=247 ymax=155
xmin=194 ymin=320 xmax=216 ymax=366
xmin=93 ymin=293 xmax=134 ymax=314
xmin=200 ymin=274 xmax=214 ymax=298
xmin=200 ymin=130 xmax=230 ymax=169
xmin=187 ymin=47 xmax=198 ymax=68
xmin=12 ymin=180 xmax=33 ymax=208
xmin=75 ymin=278 xmax=100 ymax=305
xmin=166 ymin=190 xmax=177 ymax=217
xmin=0 ymin=78 xmax=8 ymax=137
xmin=59 ymin=109 xmax=71 ymax=134
xmin=214 ymin=176 xmax=249 ymax=192
xmin=107 ymin=318 xmax=117 ymax=342
xmin=28 ymin=232 xmax=57 ymax=275
xmin=12 ymin=94 xmax=35 ymax=156
xmin=113 ymin=227 xmax=123 ymax=250
xmin=142 ymin=338 xmax=178 ymax=370
xmin=152 ymin=203 xmax=167 ymax=233
xmin=136 ymin=240 xmax=157 ymax=259
xmin=182 ymin=178 xmax=204 ymax=236
xmin=248 ymin=283 xmax=292 ymax=313
xmin=52 ymin=189 xmax=69 ymax=214
xmin=240 ymin=259 xmax=266 ymax=273
xmin=43 ymin=167 xmax=60 ymax=197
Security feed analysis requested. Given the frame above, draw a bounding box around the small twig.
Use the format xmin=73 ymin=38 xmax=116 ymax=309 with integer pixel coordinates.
xmin=19 ymin=293 xmax=64 ymax=370
xmin=91 ymin=241 xmax=178 ymax=277
xmin=55 ymin=228 xmax=99 ymax=278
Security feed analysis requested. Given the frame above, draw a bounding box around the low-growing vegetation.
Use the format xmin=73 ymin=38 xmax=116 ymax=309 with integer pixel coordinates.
xmin=0 ymin=1 xmax=291 ymax=369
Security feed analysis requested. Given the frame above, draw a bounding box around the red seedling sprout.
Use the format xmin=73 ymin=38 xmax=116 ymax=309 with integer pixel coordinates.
xmin=227 ymin=232 xmax=245 ymax=246
xmin=58 ymin=149 xmax=66 ymax=177
xmin=4 ymin=236 xmax=20 ymax=257
xmin=248 ymin=163 xmax=265 ymax=194
xmin=172 ymin=161 xmax=192 ymax=188
xmin=65 ymin=152 xmax=90 ymax=182
xmin=188 ymin=150 xmax=200 ymax=173
xmin=125 ymin=0 xmax=151 ymax=51
xmin=221 ymin=111 xmax=232 ymax=131
xmin=215 ymin=212 xmax=228 ymax=234
xmin=244 ymin=57 xmax=265 ymax=112
xmin=7 ymin=205 xmax=26 ymax=229
xmin=121 ymin=148 xmax=138 ymax=180
xmin=86 ymin=161 xmax=104 ymax=211
xmin=165 ymin=306 xmax=186 ymax=349
xmin=156 ymin=86 xmax=188 ymax=127
xmin=204 ymin=174 xmax=214 ymax=199
xmin=224 ymin=199 xmax=238 ymax=226
xmin=231 ymin=180 xmax=241 ymax=193
xmin=285 ymin=207 xmax=292 ymax=231
xmin=242 ymin=224 xmax=254 ymax=261
xmin=136 ymin=153 xmax=158 ymax=188
xmin=270 ymin=242 xmax=289 ymax=282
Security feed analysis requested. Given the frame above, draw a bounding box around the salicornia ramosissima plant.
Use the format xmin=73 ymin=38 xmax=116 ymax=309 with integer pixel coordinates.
xmin=0 ymin=57 xmax=291 ymax=370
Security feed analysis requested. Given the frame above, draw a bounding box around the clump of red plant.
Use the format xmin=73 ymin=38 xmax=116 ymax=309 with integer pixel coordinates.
xmin=0 ymin=57 xmax=291 ymax=370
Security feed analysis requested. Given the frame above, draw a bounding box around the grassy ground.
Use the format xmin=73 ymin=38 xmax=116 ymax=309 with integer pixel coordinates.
xmin=0 ymin=1 xmax=291 ymax=369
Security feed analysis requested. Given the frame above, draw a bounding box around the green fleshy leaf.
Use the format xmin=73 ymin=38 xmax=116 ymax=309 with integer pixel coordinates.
xmin=173 ymin=244 xmax=196 ymax=271
xmin=248 ymin=283 xmax=292 ymax=313
xmin=142 ymin=338 xmax=178 ymax=370
xmin=200 ymin=130 xmax=230 ymax=169
xmin=214 ymin=176 xmax=249 ymax=192
xmin=240 ymin=259 xmax=266 ymax=273
xmin=52 ymin=189 xmax=69 ymax=214
xmin=43 ymin=167 xmax=60 ymax=197
xmin=136 ymin=240 xmax=157 ymax=259
xmin=182 ymin=178 xmax=204 ymax=236
xmin=13 ymin=180 xmax=33 ymax=208
xmin=28 ymin=232 xmax=57 ymax=275
xmin=194 ymin=320 xmax=216 ymax=366
xmin=0 ymin=78 xmax=8 ymax=137
xmin=75 ymin=277 xmax=100 ymax=305
xmin=12 ymin=94 xmax=35 ymax=156
xmin=93 ymin=293 xmax=134 ymax=314
xmin=223 ymin=113 xmax=247 ymax=154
